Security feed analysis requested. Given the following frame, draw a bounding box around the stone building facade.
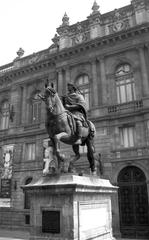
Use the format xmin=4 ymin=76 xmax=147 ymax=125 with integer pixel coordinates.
xmin=0 ymin=0 xmax=149 ymax=238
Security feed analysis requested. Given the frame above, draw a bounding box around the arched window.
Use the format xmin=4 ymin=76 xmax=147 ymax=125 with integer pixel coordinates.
xmin=24 ymin=177 xmax=32 ymax=209
xmin=30 ymin=92 xmax=41 ymax=124
xmin=115 ymin=64 xmax=136 ymax=104
xmin=118 ymin=166 xmax=149 ymax=238
xmin=76 ymin=74 xmax=90 ymax=110
xmin=0 ymin=101 xmax=9 ymax=130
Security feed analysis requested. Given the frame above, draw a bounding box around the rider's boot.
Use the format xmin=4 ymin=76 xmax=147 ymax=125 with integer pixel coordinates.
xmin=75 ymin=121 xmax=83 ymax=145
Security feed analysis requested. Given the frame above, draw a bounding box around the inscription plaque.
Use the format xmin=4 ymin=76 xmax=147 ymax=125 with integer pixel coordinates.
xmin=42 ymin=210 xmax=60 ymax=234
xmin=79 ymin=201 xmax=110 ymax=240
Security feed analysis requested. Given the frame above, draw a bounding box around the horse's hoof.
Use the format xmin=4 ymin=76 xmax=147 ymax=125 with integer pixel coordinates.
xmin=91 ymin=170 xmax=97 ymax=176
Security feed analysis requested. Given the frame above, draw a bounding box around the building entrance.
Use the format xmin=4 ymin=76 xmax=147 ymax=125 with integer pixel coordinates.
xmin=118 ymin=166 xmax=149 ymax=239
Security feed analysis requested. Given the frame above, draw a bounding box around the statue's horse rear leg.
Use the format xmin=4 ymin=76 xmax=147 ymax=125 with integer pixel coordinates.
xmin=86 ymin=138 xmax=96 ymax=174
xmin=68 ymin=145 xmax=80 ymax=173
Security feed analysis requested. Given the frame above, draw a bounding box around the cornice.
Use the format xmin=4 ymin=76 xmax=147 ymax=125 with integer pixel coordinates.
xmin=0 ymin=22 xmax=149 ymax=86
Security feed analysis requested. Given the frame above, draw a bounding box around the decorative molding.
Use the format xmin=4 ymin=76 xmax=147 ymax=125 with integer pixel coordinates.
xmin=71 ymin=22 xmax=89 ymax=46
xmin=0 ymin=75 xmax=12 ymax=87
xmin=0 ymin=24 xmax=149 ymax=88
xmin=131 ymin=0 xmax=147 ymax=10
xmin=108 ymin=9 xmax=130 ymax=34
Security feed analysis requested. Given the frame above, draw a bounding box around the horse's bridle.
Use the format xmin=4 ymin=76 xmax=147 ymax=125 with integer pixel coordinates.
xmin=45 ymin=87 xmax=58 ymax=113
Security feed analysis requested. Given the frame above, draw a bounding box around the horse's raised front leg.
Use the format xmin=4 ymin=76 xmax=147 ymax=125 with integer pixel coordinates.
xmin=53 ymin=132 xmax=69 ymax=163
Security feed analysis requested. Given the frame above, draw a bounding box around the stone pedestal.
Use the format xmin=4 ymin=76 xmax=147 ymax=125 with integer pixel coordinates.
xmin=22 ymin=174 xmax=117 ymax=240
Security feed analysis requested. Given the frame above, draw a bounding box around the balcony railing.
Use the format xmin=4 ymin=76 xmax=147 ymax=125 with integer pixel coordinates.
xmin=112 ymin=146 xmax=149 ymax=160
xmin=108 ymin=99 xmax=143 ymax=114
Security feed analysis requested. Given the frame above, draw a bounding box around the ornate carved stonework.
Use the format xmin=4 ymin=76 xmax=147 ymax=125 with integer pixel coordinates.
xmin=72 ymin=23 xmax=88 ymax=45
xmin=91 ymin=0 xmax=100 ymax=15
xmin=131 ymin=0 xmax=147 ymax=10
xmin=57 ymin=13 xmax=70 ymax=37
xmin=52 ymin=34 xmax=59 ymax=45
xmin=0 ymin=145 xmax=14 ymax=179
xmin=0 ymin=75 xmax=12 ymax=87
xmin=109 ymin=9 xmax=130 ymax=33
xmin=61 ymin=12 xmax=69 ymax=26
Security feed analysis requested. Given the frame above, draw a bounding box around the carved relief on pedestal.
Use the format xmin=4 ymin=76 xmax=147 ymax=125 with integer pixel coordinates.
xmin=0 ymin=145 xmax=14 ymax=179
xmin=43 ymin=139 xmax=57 ymax=175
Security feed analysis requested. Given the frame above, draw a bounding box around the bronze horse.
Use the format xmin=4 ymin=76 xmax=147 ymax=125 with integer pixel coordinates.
xmin=39 ymin=86 xmax=96 ymax=174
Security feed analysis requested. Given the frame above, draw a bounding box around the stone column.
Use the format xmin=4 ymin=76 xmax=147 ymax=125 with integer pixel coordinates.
xmin=99 ymin=57 xmax=107 ymax=105
xmin=91 ymin=59 xmax=98 ymax=107
xmin=64 ymin=67 xmax=70 ymax=95
xmin=57 ymin=69 xmax=64 ymax=96
xmin=15 ymin=86 xmax=22 ymax=126
xmin=21 ymin=85 xmax=27 ymax=125
xmin=138 ymin=46 xmax=149 ymax=97
xmin=144 ymin=43 xmax=149 ymax=81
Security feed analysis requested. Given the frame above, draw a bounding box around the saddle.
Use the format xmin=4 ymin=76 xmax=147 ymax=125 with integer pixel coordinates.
xmin=66 ymin=111 xmax=95 ymax=138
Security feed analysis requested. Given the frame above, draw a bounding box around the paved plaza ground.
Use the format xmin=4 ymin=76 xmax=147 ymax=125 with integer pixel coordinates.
xmin=0 ymin=229 xmax=146 ymax=240
xmin=0 ymin=230 xmax=29 ymax=240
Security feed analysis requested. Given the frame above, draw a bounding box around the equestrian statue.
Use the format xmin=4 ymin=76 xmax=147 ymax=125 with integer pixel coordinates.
xmin=39 ymin=83 xmax=97 ymax=174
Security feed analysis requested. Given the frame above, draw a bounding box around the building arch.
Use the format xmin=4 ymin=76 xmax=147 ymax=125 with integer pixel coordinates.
xmin=113 ymin=162 xmax=149 ymax=185
xmin=108 ymin=57 xmax=136 ymax=75
xmin=72 ymin=64 xmax=92 ymax=83
xmin=117 ymin=165 xmax=149 ymax=238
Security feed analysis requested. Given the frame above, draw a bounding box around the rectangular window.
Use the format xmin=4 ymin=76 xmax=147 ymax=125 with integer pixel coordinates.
xmin=1 ymin=112 xmax=9 ymax=130
xmin=119 ymin=127 xmax=135 ymax=148
xmin=126 ymin=84 xmax=132 ymax=102
xmin=32 ymin=102 xmax=41 ymax=123
xmin=116 ymin=77 xmax=136 ymax=104
xmin=26 ymin=143 xmax=36 ymax=160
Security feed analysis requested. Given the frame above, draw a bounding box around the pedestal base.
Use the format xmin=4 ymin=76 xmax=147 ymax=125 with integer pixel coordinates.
xmin=22 ymin=174 xmax=117 ymax=240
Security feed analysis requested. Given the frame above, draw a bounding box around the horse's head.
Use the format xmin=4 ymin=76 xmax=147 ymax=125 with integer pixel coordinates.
xmin=44 ymin=87 xmax=57 ymax=112
xmin=39 ymin=86 xmax=64 ymax=114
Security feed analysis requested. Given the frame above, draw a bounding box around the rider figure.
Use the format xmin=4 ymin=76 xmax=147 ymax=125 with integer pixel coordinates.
xmin=64 ymin=83 xmax=87 ymax=145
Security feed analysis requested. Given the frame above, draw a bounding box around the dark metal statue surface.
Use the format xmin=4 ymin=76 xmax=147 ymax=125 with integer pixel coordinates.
xmin=39 ymin=84 xmax=97 ymax=175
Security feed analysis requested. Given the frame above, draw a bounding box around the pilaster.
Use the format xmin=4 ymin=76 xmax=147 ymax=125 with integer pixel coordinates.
xmin=57 ymin=69 xmax=64 ymax=96
xmin=21 ymin=85 xmax=27 ymax=125
xmin=88 ymin=1 xmax=102 ymax=40
xmin=57 ymin=13 xmax=71 ymax=50
xmin=138 ymin=46 xmax=149 ymax=97
xmin=99 ymin=57 xmax=107 ymax=105
xmin=131 ymin=0 xmax=149 ymax=24
xmin=64 ymin=67 xmax=70 ymax=96
xmin=91 ymin=59 xmax=98 ymax=107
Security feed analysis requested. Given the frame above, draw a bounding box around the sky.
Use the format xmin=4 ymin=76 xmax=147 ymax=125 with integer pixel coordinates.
xmin=0 ymin=0 xmax=131 ymax=66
